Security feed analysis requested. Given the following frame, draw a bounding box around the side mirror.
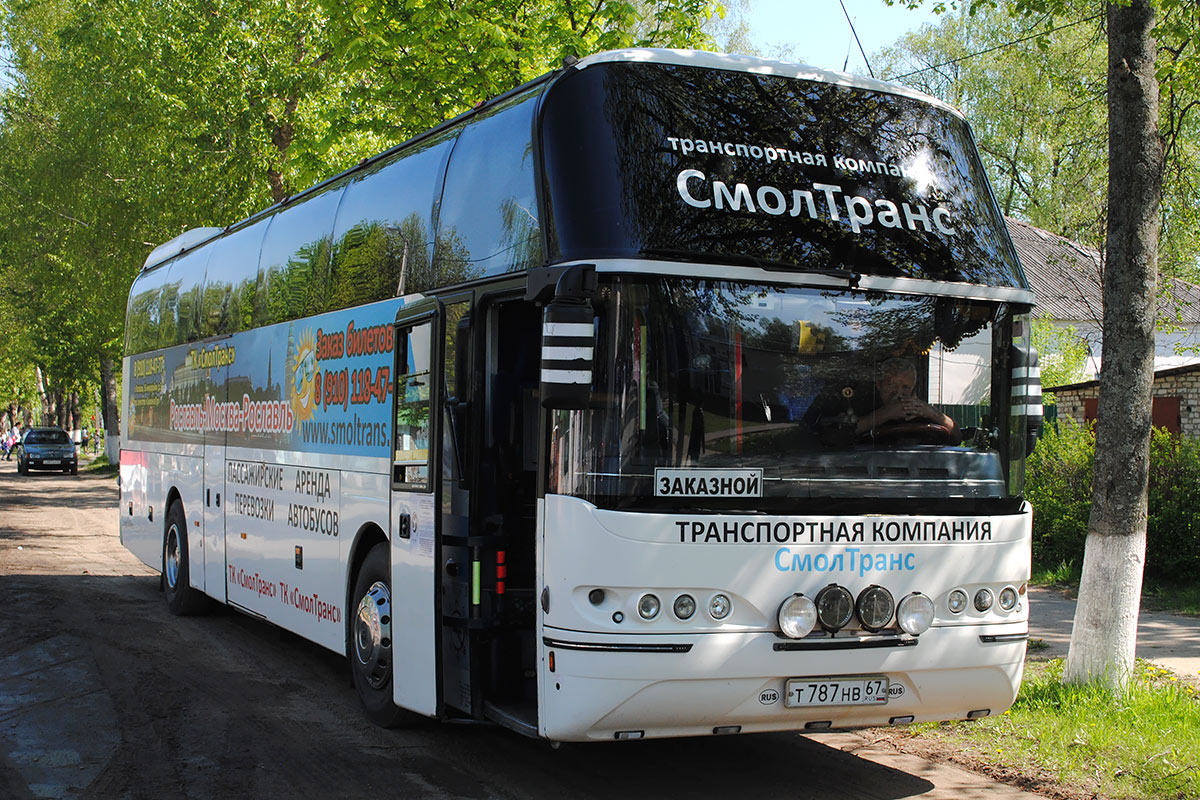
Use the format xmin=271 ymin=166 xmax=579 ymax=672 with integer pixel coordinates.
xmin=1012 ymin=344 xmax=1043 ymax=456
xmin=539 ymin=265 xmax=596 ymax=410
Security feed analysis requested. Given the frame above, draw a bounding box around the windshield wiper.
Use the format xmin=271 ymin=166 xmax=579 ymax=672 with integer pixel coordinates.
xmin=640 ymin=248 xmax=860 ymax=286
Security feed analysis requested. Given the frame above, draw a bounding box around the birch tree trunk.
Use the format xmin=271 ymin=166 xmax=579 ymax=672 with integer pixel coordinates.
xmin=34 ymin=366 xmax=48 ymax=426
xmin=99 ymin=353 xmax=120 ymax=464
xmin=1064 ymin=0 xmax=1162 ymax=689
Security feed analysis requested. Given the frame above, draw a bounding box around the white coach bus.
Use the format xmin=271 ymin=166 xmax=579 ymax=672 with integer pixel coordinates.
xmin=120 ymin=49 xmax=1042 ymax=742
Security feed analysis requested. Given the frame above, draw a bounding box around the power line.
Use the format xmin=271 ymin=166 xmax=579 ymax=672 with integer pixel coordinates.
xmin=885 ymin=12 xmax=1103 ymax=82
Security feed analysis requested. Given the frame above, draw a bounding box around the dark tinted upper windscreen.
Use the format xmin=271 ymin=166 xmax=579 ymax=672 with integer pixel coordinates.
xmin=540 ymin=62 xmax=1025 ymax=288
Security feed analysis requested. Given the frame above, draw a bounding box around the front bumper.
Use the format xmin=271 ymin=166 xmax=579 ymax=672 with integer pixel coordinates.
xmin=539 ymin=622 xmax=1026 ymax=741
xmin=23 ymin=455 xmax=77 ymax=470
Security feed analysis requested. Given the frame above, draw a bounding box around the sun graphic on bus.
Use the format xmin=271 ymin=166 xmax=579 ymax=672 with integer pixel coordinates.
xmin=290 ymin=331 xmax=318 ymax=421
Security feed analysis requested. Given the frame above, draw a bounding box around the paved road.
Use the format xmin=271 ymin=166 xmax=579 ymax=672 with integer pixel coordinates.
xmin=1028 ymin=586 xmax=1200 ymax=681
xmin=0 ymin=462 xmax=1049 ymax=799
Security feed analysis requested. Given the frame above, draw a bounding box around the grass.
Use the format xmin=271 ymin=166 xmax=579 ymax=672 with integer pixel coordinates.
xmin=83 ymin=453 xmax=118 ymax=477
xmin=919 ymin=659 xmax=1200 ymax=800
xmin=1143 ymin=583 xmax=1200 ymax=617
xmin=1031 ymin=559 xmax=1082 ymax=588
xmin=1031 ymin=562 xmax=1200 ymax=616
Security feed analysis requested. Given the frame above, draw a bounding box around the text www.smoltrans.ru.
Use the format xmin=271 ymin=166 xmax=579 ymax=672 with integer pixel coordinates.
xmin=299 ymin=415 xmax=388 ymax=448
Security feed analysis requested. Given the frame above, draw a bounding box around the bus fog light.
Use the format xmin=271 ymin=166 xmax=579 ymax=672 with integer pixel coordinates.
xmin=777 ymin=594 xmax=817 ymax=639
xmin=974 ymin=588 xmax=994 ymax=612
xmin=855 ymin=585 xmax=895 ymax=632
xmin=637 ymin=594 xmax=661 ymax=620
xmin=947 ymin=589 xmax=968 ymax=614
xmin=897 ymin=592 xmax=935 ymax=635
xmin=673 ymin=594 xmax=696 ymax=620
xmin=709 ymin=593 xmax=732 ymax=620
xmin=815 ymin=584 xmax=854 ymax=632
xmin=998 ymin=586 xmax=1018 ymax=611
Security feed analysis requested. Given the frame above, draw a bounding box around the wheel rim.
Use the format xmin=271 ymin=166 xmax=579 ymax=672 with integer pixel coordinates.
xmin=354 ymin=582 xmax=393 ymax=690
xmin=164 ymin=524 xmax=181 ymax=590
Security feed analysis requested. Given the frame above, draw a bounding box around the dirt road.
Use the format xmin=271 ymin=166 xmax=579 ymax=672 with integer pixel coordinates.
xmin=0 ymin=462 xmax=1043 ymax=800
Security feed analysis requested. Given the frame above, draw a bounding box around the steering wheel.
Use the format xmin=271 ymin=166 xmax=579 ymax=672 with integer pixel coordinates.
xmin=860 ymin=421 xmax=960 ymax=446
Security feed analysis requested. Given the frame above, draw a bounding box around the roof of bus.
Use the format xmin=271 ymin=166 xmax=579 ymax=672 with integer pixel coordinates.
xmin=573 ymin=49 xmax=965 ymax=121
xmin=141 ymin=48 xmax=966 ymax=274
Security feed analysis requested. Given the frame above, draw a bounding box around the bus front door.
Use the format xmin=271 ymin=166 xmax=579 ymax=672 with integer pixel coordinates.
xmin=390 ymin=304 xmax=442 ymax=717
xmin=203 ymin=346 xmax=228 ymax=602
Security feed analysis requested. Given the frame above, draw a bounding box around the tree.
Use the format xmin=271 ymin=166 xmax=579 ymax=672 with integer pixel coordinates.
xmin=0 ymin=0 xmax=718 ymax=460
xmin=875 ymin=4 xmax=1110 ymax=249
xmin=876 ymin=2 xmax=1200 ymax=283
xmin=318 ymin=0 xmax=718 ymax=141
xmin=887 ymin=0 xmax=1197 ymax=688
xmin=1032 ymin=317 xmax=1092 ymax=388
xmin=1065 ymin=0 xmax=1162 ymax=689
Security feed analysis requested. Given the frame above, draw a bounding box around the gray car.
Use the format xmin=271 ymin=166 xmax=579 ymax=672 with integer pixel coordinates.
xmin=17 ymin=427 xmax=78 ymax=475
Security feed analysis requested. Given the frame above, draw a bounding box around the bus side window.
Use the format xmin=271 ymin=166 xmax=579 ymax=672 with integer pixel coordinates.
xmin=126 ymin=265 xmax=169 ymax=355
xmin=259 ymin=185 xmax=344 ymax=325
xmin=395 ymin=322 xmax=433 ymax=490
xmin=443 ymin=303 xmax=471 ymax=484
xmin=152 ymin=247 xmax=212 ymax=349
xmin=436 ymin=88 xmax=544 ymax=279
xmin=330 ymin=131 xmax=455 ymax=308
xmin=200 ymin=220 xmax=269 ymax=338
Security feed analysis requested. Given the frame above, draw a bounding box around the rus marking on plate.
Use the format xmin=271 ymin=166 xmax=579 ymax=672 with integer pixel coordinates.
xmin=759 ymin=689 xmax=780 ymax=705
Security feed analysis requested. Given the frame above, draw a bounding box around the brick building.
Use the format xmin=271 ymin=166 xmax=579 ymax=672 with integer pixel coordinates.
xmin=1046 ymin=363 xmax=1200 ymax=437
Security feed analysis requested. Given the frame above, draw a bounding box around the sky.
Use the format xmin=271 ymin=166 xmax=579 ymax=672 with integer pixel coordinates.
xmin=742 ymin=0 xmax=946 ymax=76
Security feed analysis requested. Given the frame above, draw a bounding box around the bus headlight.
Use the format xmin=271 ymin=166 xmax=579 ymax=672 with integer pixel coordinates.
xmin=673 ymin=594 xmax=696 ymax=620
xmin=974 ymin=588 xmax=994 ymax=612
xmin=855 ymin=585 xmax=895 ymax=632
xmin=947 ymin=588 xmax=968 ymax=614
xmin=897 ymin=592 xmax=935 ymax=635
xmin=998 ymin=586 xmax=1018 ymax=611
xmin=777 ymin=593 xmax=817 ymax=639
xmin=709 ymin=593 xmax=732 ymax=620
xmin=637 ymin=594 xmax=661 ymax=620
xmin=815 ymin=584 xmax=855 ymax=632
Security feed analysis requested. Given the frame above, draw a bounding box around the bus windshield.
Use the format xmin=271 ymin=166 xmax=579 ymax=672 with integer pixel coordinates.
xmin=541 ymin=60 xmax=1025 ymax=288
xmin=550 ymin=277 xmax=1021 ymax=511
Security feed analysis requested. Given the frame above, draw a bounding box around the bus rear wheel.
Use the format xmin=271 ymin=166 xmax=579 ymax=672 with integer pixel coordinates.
xmin=350 ymin=542 xmax=417 ymax=727
xmin=162 ymin=501 xmax=210 ymax=616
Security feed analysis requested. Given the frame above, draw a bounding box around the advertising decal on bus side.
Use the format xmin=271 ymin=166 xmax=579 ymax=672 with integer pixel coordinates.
xmin=127 ymin=305 xmax=396 ymax=457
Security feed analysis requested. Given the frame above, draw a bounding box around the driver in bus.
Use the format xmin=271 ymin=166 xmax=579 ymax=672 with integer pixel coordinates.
xmin=855 ymin=357 xmax=958 ymax=438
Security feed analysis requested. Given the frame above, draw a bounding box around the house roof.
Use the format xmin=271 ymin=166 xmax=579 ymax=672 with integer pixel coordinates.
xmin=1006 ymin=218 xmax=1200 ymax=324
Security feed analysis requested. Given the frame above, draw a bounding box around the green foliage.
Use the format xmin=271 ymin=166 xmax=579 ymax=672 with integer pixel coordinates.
xmin=1026 ymin=417 xmax=1094 ymax=571
xmin=927 ymin=659 xmax=1200 ymax=800
xmin=1146 ymin=427 xmax=1200 ymax=580
xmin=1031 ymin=316 xmax=1091 ymax=389
xmin=318 ymin=0 xmax=719 ymax=143
xmin=877 ymin=1 xmax=1200 ymax=281
xmin=1029 ymin=420 xmax=1200 ymax=583
xmin=0 ymin=0 xmax=717 ymax=421
xmin=876 ymin=3 xmax=1111 ymax=249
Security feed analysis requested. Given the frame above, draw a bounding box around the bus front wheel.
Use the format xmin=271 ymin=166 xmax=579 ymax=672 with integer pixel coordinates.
xmin=350 ymin=542 xmax=416 ymax=727
xmin=162 ymin=501 xmax=210 ymax=616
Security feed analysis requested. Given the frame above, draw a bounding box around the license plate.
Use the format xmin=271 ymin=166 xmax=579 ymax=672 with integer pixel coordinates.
xmin=785 ymin=676 xmax=889 ymax=707
xmin=42 ymin=459 xmax=61 ymax=465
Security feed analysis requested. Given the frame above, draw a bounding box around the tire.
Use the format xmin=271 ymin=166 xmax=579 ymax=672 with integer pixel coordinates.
xmin=17 ymin=460 xmax=27 ymax=476
xmin=70 ymin=463 xmax=78 ymax=476
xmin=162 ymin=501 xmax=210 ymax=616
xmin=350 ymin=542 xmax=417 ymax=727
